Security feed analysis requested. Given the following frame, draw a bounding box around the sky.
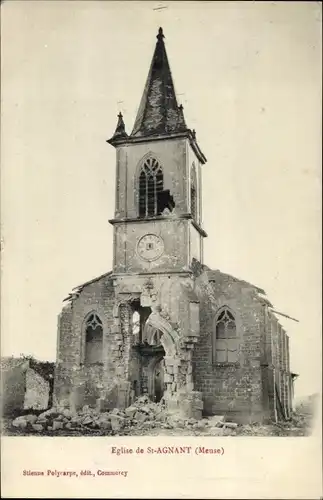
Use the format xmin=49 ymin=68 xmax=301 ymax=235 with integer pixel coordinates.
xmin=1 ymin=1 xmax=321 ymax=399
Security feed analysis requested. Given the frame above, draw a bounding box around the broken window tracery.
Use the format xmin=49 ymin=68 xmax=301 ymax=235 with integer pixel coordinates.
xmin=213 ymin=308 xmax=238 ymax=363
xmin=139 ymin=157 xmax=164 ymax=217
xmin=84 ymin=313 xmax=103 ymax=364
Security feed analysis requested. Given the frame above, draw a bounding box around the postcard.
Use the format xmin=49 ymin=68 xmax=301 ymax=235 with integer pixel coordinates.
xmin=1 ymin=1 xmax=322 ymax=498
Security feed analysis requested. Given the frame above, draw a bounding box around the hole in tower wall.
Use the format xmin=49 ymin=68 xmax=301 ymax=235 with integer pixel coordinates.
xmin=158 ymin=190 xmax=175 ymax=215
xmin=131 ymin=300 xmax=152 ymax=343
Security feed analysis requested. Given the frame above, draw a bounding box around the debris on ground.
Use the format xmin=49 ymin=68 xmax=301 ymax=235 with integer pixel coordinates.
xmin=4 ymin=395 xmax=313 ymax=437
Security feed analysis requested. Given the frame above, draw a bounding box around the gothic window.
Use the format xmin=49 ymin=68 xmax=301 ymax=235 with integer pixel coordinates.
xmin=84 ymin=313 xmax=103 ymax=364
xmin=213 ymin=308 xmax=238 ymax=363
xmin=139 ymin=157 xmax=163 ymax=217
xmin=190 ymin=163 xmax=197 ymax=221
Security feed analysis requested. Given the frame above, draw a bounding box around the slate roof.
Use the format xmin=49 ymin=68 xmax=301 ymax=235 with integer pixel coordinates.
xmin=107 ymin=28 xmax=207 ymax=163
xmin=131 ymin=27 xmax=187 ymax=138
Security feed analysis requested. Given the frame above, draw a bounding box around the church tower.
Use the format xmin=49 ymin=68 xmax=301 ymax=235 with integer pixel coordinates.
xmin=107 ymin=28 xmax=207 ymax=277
xmin=103 ymin=28 xmax=208 ymax=413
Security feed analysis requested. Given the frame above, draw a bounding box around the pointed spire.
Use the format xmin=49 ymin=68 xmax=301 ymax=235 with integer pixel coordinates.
xmin=131 ymin=27 xmax=188 ymax=138
xmin=107 ymin=112 xmax=128 ymax=145
xmin=115 ymin=112 xmax=127 ymax=136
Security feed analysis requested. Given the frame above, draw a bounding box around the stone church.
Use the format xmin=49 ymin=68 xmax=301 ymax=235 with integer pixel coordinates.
xmin=54 ymin=28 xmax=295 ymax=423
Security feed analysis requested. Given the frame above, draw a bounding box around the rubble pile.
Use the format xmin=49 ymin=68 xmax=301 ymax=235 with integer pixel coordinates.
xmin=10 ymin=395 xmax=238 ymax=435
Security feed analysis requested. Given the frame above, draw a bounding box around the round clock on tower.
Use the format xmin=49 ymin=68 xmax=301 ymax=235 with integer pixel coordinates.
xmin=136 ymin=234 xmax=165 ymax=262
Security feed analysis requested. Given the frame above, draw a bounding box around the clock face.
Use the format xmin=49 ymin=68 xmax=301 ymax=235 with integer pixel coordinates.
xmin=137 ymin=234 xmax=164 ymax=262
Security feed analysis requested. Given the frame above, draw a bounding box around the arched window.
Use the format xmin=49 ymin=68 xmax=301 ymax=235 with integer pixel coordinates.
xmin=190 ymin=163 xmax=197 ymax=221
xmin=213 ymin=308 xmax=238 ymax=363
xmin=139 ymin=157 xmax=163 ymax=217
xmin=85 ymin=313 xmax=103 ymax=364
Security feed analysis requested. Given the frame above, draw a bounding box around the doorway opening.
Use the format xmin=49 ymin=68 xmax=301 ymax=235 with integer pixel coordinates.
xmin=146 ymin=328 xmax=166 ymax=402
xmin=153 ymin=358 xmax=165 ymax=403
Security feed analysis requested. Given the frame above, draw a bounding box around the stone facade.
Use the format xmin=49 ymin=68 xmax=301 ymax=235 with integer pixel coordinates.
xmin=54 ymin=28 xmax=294 ymax=423
xmin=54 ymin=263 xmax=293 ymax=423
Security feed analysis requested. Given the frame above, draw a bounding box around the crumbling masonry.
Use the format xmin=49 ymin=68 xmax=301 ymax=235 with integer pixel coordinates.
xmin=54 ymin=28 xmax=295 ymax=423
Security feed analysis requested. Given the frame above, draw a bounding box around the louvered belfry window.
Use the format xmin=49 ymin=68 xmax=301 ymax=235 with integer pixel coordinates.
xmin=191 ymin=163 xmax=197 ymax=221
xmin=191 ymin=185 xmax=197 ymax=220
xmin=139 ymin=157 xmax=163 ymax=217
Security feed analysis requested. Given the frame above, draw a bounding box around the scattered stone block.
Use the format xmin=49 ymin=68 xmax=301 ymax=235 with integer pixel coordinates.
xmin=110 ymin=415 xmax=125 ymax=431
xmin=196 ymin=420 xmax=207 ymax=429
xmin=25 ymin=414 xmax=38 ymax=424
xmin=125 ymin=406 xmax=137 ymax=418
xmin=36 ymin=417 xmax=48 ymax=424
xmin=209 ymin=427 xmax=224 ymax=436
xmin=12 ymin=416 xmax=27 ymax=428
xmin=39 ymin=408 xmax=59 ymax=419
xmin=32 ymin=424 xmax=43 ymax=432
xmin=208 ymin=415 xmax=225 ymax=427
xmin=99 ymin=420 xmax=112 ymax=430
xmin=134 ymin=412 xmax=148 ymax=423
xmin=62 ymin=409 xmax=73 ymax=419
xmin=52 ymin=421 xmax=63 ymax=431
xmin=82 ymin=416 xmax=93 ymax=425
xmin=139 ymin=405 xmax=151 ymax=415
xmin=224 ymin=422 xmax=238 ymax=429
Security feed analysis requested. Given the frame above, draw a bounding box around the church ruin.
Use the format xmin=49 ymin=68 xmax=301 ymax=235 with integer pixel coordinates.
xmin=54 ymin=28 xmax=295 ymax=423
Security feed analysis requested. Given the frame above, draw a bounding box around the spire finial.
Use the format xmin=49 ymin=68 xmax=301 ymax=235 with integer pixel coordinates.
xmin=157 ymin=27 xmax=164 ymax=41
xmin=177 ymin=103 xmax=187 ymax=131
xmin=107 ymin=111 xmax=128 ymax=145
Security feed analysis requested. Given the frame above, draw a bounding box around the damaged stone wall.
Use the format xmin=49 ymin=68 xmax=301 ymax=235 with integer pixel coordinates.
xmin=24 ymin=368 xmax=50 ymax=410
xmin=193 ymin=270 xmax=265 ymax=423
xmin=54 ymin=263 xmax=289 ymax=423
xmin=1 ymin=358 xmax=28 ymax=416
xmin=54 ymin=276 xmax=116 ymax=410
xmin=2 ymin=357 xmax=53 ymax=414
xmin=111 ymin=273 xmax=203 ymax=418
